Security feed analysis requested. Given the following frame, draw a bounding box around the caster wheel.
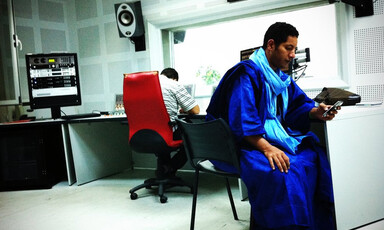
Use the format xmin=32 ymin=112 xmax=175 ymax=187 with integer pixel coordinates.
xmin=130 ymin=192 xmax=138 ymax=200
xmin=160 ymin=195 xmax=168 ymax=203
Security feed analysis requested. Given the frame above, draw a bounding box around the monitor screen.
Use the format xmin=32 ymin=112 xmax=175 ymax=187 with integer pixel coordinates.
xmin=26 ymin=53 xmax=81 ymax=119
xmin=240 ymin=46 xmax=261 ymax=61
xmin=183 ymin=84 xmax=195 ymax=98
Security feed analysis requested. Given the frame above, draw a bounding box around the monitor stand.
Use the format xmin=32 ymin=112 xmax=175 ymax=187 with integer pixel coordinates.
xmin=51 ymin=107 xmax=61 ymax=119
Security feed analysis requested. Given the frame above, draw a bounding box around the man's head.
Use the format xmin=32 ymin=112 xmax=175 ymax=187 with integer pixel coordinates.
xmin=161 ymin=68 xmax=179 ymax=81
xmin=263 ymin=22 xmax=299 ymax=71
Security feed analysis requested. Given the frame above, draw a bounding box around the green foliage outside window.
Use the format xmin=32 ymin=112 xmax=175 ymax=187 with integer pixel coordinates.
xmin=196 ymin=66 xmax=221 ymax=85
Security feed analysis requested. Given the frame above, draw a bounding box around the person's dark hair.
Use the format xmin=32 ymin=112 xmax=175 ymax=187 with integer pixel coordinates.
xmin=161 ymin=68 xmax=179 ymax=81
xmin=262 ymin=22 xmax=299 ymax=50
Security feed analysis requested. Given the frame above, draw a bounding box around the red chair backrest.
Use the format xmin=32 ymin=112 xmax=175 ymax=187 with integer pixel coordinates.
xmin=123 ymin=71 xmax=182 ymax=148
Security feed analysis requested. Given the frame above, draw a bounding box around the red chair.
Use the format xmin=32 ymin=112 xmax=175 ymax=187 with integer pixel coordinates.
xmin=123 ymin=71 xmax=192 ymax=203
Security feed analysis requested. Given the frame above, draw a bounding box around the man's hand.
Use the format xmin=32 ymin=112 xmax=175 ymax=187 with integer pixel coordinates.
xmin=310 ymin=103 xmax=340 ymax=121
xmin=244 ymin=135 xmax=290 ymax=173
xmin=263 ymin=144 xmax=290 ymax=173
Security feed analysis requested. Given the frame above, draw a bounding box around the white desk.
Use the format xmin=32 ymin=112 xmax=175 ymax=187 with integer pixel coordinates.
xmin=321 ymin=105 xmax=384 ymax=229
xmin=238 ymin=105 xmax=384 ymax=229
xmin=62 ymin=116 xmax=132 ymax=185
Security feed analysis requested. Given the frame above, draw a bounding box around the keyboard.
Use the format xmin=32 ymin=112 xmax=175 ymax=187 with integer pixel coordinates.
xmin=61 ymin=113 xmax=101 ymax=120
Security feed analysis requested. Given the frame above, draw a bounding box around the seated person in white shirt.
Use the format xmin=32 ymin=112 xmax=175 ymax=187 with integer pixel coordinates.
xmin=159 ymin=68 xmax=200 ymax=176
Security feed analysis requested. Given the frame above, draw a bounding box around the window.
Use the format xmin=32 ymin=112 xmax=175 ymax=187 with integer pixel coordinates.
xmin=174 ymin=4 xmax=339 ymax=98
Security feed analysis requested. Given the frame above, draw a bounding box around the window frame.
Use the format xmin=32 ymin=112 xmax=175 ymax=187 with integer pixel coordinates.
xmin=0 ymin=0 xmax=21 ymax=106
xmin=148 ymin=1 xmax=351 ymax=93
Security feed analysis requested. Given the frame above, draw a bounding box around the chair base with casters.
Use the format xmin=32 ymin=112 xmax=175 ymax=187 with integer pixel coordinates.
xmin=129 ymin=156 xmax=193 ymax=203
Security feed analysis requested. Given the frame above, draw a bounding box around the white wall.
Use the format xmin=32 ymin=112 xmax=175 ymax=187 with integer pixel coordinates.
xmin=15 ymin=0 xmax=384 ymax=119
xmin=143 ymin=0 xmax=384 ymax=102
xmin=343 ymin=1 xmax=384 ymax=102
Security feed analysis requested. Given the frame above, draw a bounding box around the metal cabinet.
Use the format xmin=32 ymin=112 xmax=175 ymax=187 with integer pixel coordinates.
xmin=0 ymin=122 xmax=67 ymax=190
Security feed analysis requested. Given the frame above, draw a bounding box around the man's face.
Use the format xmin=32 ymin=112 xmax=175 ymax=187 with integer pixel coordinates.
xmin=267 ymin=36 xmax=297 ymax=71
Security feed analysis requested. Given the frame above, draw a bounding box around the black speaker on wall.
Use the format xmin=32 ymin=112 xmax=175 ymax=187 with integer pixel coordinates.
xmin=328 ymin=0 xmax=373 ymax=17
xmin=115 ymin=1 xmax=145 ymax=51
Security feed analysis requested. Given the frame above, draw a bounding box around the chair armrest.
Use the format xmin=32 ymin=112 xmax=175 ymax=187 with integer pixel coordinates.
xmin=177 ymin=114 xmax=206 ymax=123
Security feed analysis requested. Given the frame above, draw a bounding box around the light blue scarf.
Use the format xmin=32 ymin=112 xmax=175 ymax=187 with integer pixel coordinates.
xmin=249 ymin=49 xmax=302 ymax=154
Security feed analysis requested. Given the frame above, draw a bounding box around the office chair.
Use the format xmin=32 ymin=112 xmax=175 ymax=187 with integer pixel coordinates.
xmin=176 ymin=118 xmax=241 ymax=230
xmin=123 ymin=71 xmax=192 ymax=203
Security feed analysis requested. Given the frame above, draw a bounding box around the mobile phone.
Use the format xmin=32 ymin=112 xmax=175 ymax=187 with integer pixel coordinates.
xmin=322 ymin=101 xmax=343 ymax=117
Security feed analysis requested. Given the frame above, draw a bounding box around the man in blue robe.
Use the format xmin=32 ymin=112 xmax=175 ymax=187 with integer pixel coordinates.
xmin=206 ymin=22 xmax=339 ymax=230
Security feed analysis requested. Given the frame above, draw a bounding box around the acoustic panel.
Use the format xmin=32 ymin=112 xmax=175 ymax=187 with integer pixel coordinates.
xmin=374 ymin=0 xmax=384 ymax=15
xmin=80 ymin=64 xmax=104 ymax=95
xmin=356 ymin=84 xmax=384 ymax=102
xmin=40 ymin=28 xmax=67 ymax=53
xmin=75 ymin=0 xmax=97 ymax=21
xmin=354 ymin=26 xmax=384 ymax=75
xmin=39 ymin=0 xmax=64 ymax=22
xmin=13 ymin=0 xmax=32 ymax=19
xmin=77 ymin=26 xmax=101 ymax=58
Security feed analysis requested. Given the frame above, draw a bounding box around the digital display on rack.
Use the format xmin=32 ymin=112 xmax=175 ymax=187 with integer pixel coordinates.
xmin=25 ymin=53 xmax=81 ymax=113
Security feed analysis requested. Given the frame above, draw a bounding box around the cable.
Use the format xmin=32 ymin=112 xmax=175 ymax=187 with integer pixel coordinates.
xmin=292 ymin=64 xmax=307 ymax=82
xmin=294 ymin=65 xmax=307 ymax=81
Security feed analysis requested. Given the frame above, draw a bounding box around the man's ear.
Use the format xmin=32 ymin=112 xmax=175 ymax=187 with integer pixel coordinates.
xmin=267 ymin=39 xmax=275 ymax=51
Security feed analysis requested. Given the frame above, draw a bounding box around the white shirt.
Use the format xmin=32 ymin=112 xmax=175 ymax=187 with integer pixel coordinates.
xmin=159 ymin=74 xmax=197 ymax=122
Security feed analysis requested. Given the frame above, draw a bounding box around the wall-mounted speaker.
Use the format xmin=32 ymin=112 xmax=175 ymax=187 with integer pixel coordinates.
xmin=173 ymin=31 xmax=186 ymax=44
xmin=115 ymin=1 xmax=145 ymax=51
xmin=115 ymin=1 xmax=144 ymax=38
xmin=329 ymin=0 xmax=374 ymax=17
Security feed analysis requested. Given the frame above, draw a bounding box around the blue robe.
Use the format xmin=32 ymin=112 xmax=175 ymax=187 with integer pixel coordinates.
xmin=206 ymin=59 xmax=335 ymax=230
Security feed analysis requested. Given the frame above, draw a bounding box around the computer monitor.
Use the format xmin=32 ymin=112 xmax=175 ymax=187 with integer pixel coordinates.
xmin=26 ymin=53 xmax=81 ymax=119
xmin=240 ymin=46 xmax=261 ymax=61
xmin=183 ymin=84 xmax=195 ymax=98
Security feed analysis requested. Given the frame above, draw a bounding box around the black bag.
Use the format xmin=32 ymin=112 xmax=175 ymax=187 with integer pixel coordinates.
xmin=314 ymin=87 xmax=361 ymax=106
